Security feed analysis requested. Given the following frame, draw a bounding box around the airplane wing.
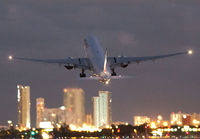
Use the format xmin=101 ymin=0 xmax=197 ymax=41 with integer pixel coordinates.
xmin=108 ymin=51 xmax=192 ymax=69
xmin=9 ymin=56 xmax=91 ymax=70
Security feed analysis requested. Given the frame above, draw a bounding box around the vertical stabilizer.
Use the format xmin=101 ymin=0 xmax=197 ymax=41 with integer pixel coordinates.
xmin=83 ymin=39 xmax=89 ymax=57
xmin=104 ymin=48 xmax=108 ymax=73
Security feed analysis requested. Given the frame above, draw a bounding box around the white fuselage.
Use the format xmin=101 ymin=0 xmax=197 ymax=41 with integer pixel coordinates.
xmin=84 ymin=35 xmax=111 ymax=83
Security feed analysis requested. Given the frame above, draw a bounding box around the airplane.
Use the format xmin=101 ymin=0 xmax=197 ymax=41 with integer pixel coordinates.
xmin=8 ymin=35 xmax=193 ymax=84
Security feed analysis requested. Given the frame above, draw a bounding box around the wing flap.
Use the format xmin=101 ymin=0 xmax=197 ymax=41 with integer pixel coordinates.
xmin=109 ymin=51 xmax=189 ymax=68
xmin=12 ymin=56 xmax=91 ymax=70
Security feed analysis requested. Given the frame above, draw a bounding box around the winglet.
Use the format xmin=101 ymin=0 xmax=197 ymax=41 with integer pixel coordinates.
xmin=104 ymin=48 xmax=108 ymax=73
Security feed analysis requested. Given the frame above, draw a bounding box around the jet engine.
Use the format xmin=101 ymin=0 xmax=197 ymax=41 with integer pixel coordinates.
xmin=120 ymin=63 xmax=128 ymax=68
xmin=64 ymin=64 xmax=74 ymax=70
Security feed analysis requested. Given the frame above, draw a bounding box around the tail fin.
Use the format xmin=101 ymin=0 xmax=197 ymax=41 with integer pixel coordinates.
xmin=83 ymin=39 xmax=89 ymax=57
xmin=104 ymin=48 xmax=108 ymax=73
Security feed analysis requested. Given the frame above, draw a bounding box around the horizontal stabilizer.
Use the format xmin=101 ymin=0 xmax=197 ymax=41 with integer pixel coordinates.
xmin=78 ymin=75 xmax=135 ymax=80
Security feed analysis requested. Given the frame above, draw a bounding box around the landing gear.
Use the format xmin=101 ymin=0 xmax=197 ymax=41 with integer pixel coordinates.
xmin=80 ymin=69 xmax=86 ymax=78
xmin=111 ymin=69 xmax=117 ymax=76
xmin=80 ymin=73 xmax=86 ymax=77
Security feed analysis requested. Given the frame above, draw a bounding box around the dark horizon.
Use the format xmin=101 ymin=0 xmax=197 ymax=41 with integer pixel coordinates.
xmin=0 ymin=0 xmax=200 ymax=127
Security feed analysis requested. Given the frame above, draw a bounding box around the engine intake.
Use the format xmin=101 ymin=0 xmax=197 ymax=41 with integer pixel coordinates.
xmin=64 ymin=65 xmax=74 ymax=70
xmin=121 ymin=63 xmax=128 ymax=68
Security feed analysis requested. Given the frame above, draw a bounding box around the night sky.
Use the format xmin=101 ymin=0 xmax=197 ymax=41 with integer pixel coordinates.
xmin=0 ymin=0 xmax=200 ymax=127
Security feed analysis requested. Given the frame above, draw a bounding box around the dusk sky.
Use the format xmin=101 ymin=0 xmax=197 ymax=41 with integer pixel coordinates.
xmin=0 ymin=0 xmax=200 ymax=127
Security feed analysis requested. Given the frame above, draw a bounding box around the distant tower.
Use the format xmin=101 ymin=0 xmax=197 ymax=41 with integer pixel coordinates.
xmin=17 ymin=85 xmax=31 ymax=129
xmin=93 ymin=91 xmax=112 ymax=128
xmin=36 ymin=98 xmax=45 ymax=128
xmin=63 ymin=88 xmax=85 ymax=126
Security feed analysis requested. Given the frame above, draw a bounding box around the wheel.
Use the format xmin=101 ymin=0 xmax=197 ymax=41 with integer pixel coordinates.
xmin=80 ymin=73 xmax=86 ymax=77
xmin=80 ymin=73 xmax=83 ymax=77
xmin=111 ymin=72 xmax=117 ymax=76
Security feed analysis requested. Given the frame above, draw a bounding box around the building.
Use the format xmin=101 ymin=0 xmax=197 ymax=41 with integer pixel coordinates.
xmin=99 ymin=91 xmax=112 ymax=127
xmin=17 ymin=85 xmax=31 ymax=129
xmin=182 ymin=114 xmax=192 ymax=126
xmin=36 ymin=98 xmax=45 ymax=128
xmin=170 ymin=112 xmax=183 ymax=126
xmin=170 ymin=112 xmax=192 ymax=126
xmin=191 ymin=113 xmax=200 ymax=126
xmin=36 ymin=97 xmax=67 ymax=128
xmin=93 ymin=96 xmax=100 ymax=128
xmin=63 ymin=88 xmax=85 ymax=126
xmin=134 ymin=116 xmax=150 ymax=126
xmin=43 ymin=107 xmax=66 ymax=127
xmin=93 ymin=91 xmax=112 ymax=128
xmin=111 ymin=121 xmax=127 ymax=126
xmin=86 ymin=114 xmax=93 ymax=126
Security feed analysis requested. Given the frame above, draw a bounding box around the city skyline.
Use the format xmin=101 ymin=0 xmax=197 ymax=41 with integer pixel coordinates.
xmin=0 ymin=0 xmax=200 ymax=126
xmin=1 ymin=84 xmax=200 ymax=129
xmin=10 ymin=85 xmax=200 ymax=129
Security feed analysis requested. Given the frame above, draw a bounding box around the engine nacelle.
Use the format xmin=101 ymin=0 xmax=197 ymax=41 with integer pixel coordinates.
xmin=120 ymin=63 xmax=128 ymax=68
xmin=64 ymin=65 xmax=74 ymax=70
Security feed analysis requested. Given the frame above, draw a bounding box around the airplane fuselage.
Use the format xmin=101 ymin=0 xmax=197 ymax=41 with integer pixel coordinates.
xmin=84 ymin=36 xmax=111 ymax=84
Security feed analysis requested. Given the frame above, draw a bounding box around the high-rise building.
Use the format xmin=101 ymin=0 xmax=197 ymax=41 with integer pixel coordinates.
xmin=36 ymin=98 xmax=45 ymax=128
xmin=63 ymin=88 xmax=85 ymax=126
xmin=133 ymin=116 xmax=150 ymax=126
xmin=99 ymin=91 xmax=112 ymax=127
xmin=17 ymin=85 xmax=31 ymax=129
xmin=93 ymin=97 xmax=100 ymax=127
xmin=93 ymin=91 xmax=112 ymax=128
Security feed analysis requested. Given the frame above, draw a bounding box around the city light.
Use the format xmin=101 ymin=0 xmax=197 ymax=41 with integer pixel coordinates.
xmin=39 ymin=122 xmax=53 ymax=129
xmin=63 ymin=88 xmax=68 ymax=93
xmin=69 ymin=124 xmax=101 ymax=132
xmin=163 ymin=121 xmax=168 ymax=127
xmin=158 ymin=115 xmax=162 ymax=121
xmin=7 ymin=120 xmax=12 ymax=124
xmin=42 ymin=132 xmax=50 ymax=139
xmin=150 ymin=122 xmax=157 ymax=129
xmin=60 ymin=106 xmax=65 ymax=110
